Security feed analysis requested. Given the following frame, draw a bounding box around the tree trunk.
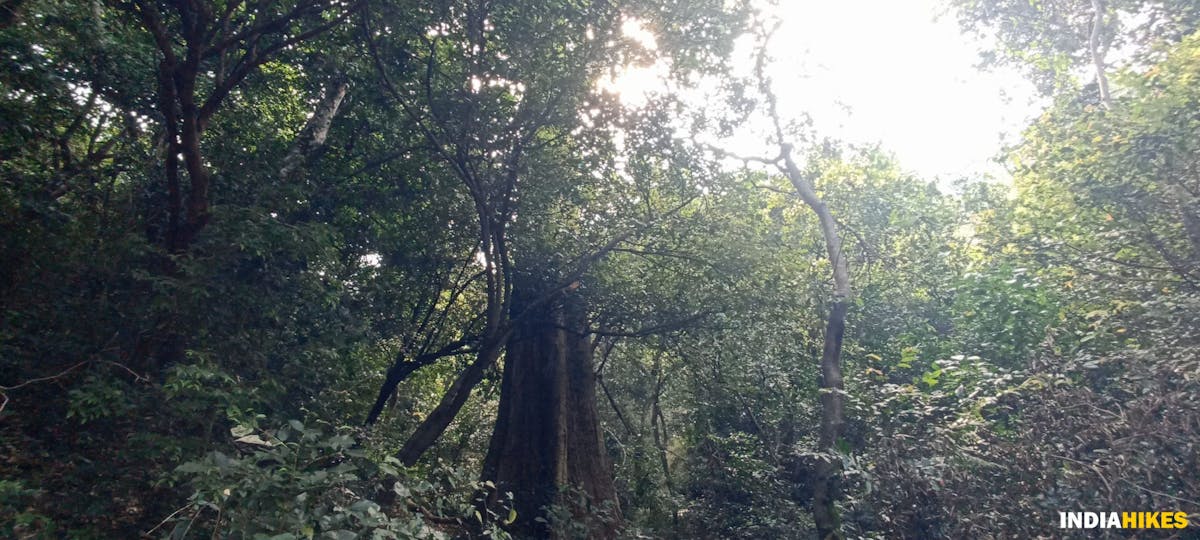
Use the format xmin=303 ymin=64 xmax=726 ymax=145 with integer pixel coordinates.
xmin=280 ymin=80 xmax=349 ymax=182
xmin=812 ymin=299 xmax=847 ymax=540
xmin=780 ymin=149 xmax=848 ymax=540
xmin=1089 ymin=0 xmax=1112 ymax=105
xmin=482 ymin=288 xmax=619 ymax=539
xmin=397 ymin=339 xmax=504 ymax=465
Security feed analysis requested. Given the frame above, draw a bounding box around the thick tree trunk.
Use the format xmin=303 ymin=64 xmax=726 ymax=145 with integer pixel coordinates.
xmin=482 ymin=289 xmax=619 ymax=539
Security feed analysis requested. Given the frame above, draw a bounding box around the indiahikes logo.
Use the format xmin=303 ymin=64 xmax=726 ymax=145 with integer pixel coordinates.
xmin=1059 ymin=512 xmax=1190 ymax=529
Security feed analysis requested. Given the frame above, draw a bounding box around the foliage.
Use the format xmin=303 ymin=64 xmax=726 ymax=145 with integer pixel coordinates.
xmin=166 ymin=421 xmax=513 ymax=539
xmin=3 ymin=0 xmax=1200 ymax=537
xmin=840 ymin=24 xmax=1200 ymax=539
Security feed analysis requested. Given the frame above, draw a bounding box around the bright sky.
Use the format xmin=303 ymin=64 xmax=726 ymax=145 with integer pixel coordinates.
xmin=764 ymin=0 xmax=1044 ymax=181
xmin=609 ymin=0 xmax=1046 ymax=183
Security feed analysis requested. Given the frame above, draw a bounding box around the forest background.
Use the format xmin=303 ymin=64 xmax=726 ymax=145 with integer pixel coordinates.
xmin=2 ymin=0 xmax=1199 ymax=538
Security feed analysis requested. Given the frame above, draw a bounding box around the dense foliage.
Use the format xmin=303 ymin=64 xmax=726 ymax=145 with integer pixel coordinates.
xmin=1 ymin=0 xmax=1197 ymax=538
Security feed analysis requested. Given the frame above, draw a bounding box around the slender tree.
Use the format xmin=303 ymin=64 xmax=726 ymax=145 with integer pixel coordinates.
xmin=704 ymin=28 xmax=852 ymax=538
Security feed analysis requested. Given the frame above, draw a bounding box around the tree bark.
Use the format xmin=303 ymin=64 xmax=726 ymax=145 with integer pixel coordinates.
xmin=280 ymin=80 xmax=349 ymax=182
xmin=481 ymin=287 xmax=619 ymax=539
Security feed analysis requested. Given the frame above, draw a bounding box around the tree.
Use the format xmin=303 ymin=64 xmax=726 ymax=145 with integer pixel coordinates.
xmin=121 ymin=0 xmax=359 ymax=253
xmin=358 ymin=1 xmax=747 ymax=535
xmin=0 ymin=0 xmax=374 ymax=533
xmin=700 ymin=28 xmax=852 ymax=536
xmin=951 ymin=0 xmax=1200 ymax=98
